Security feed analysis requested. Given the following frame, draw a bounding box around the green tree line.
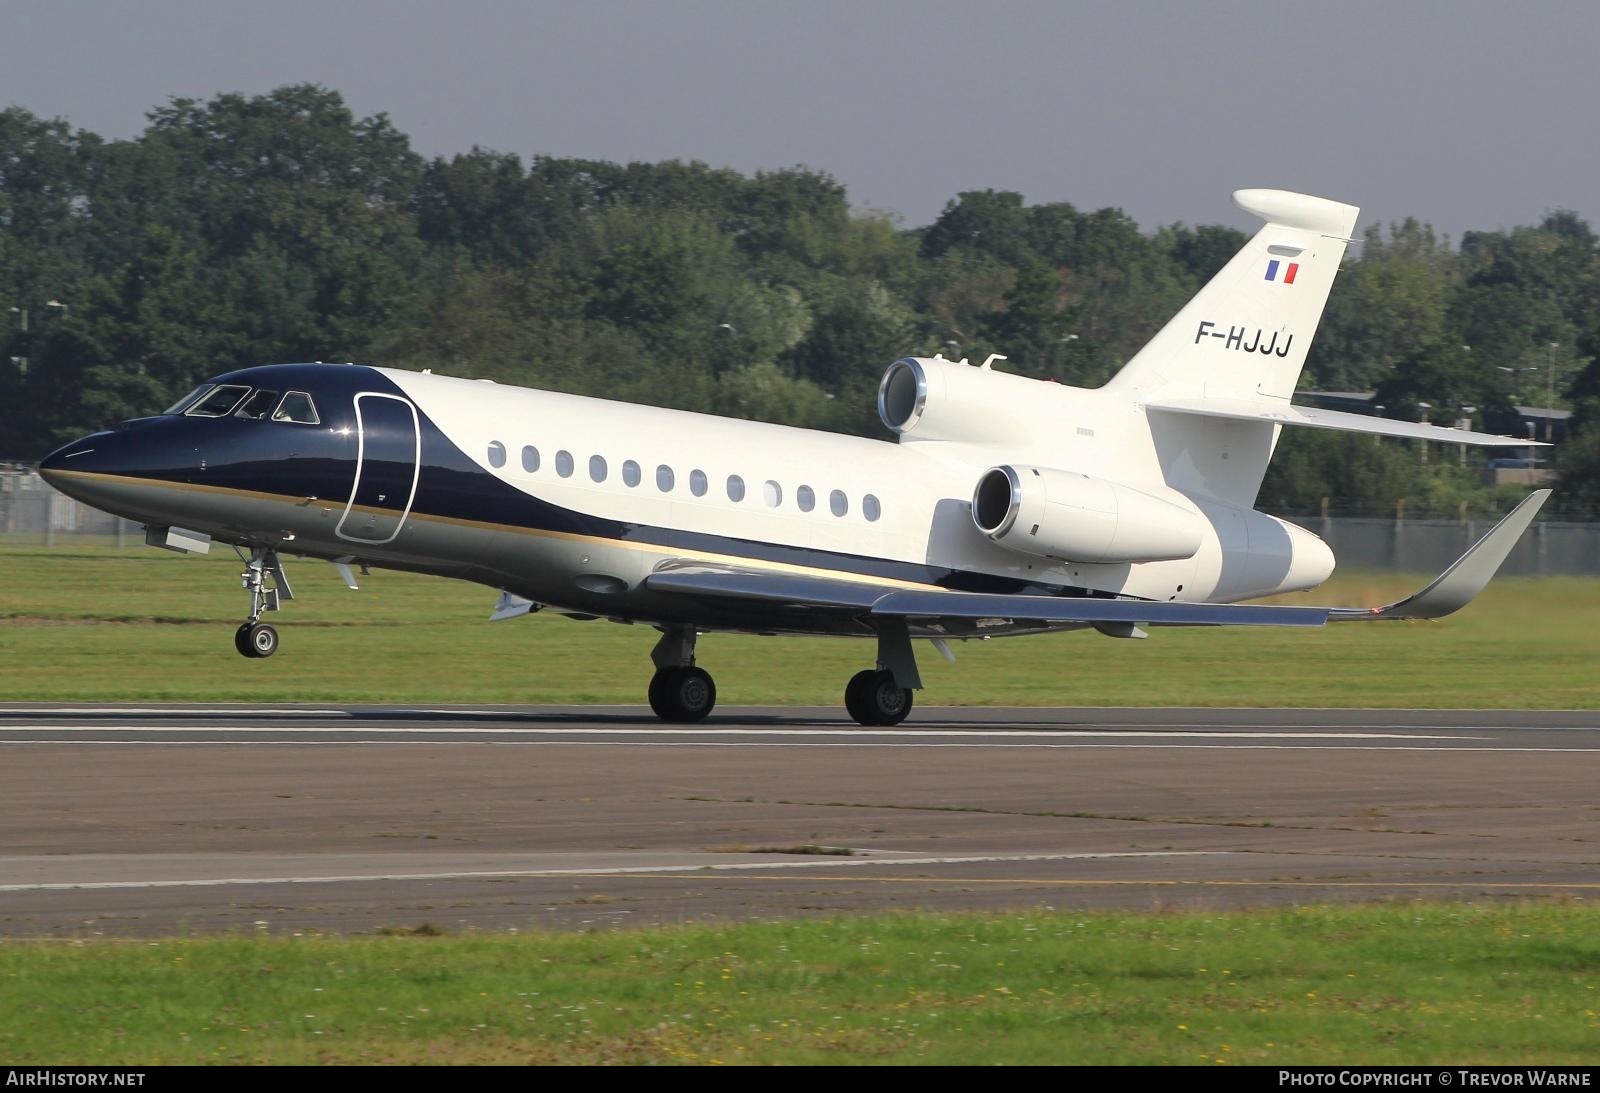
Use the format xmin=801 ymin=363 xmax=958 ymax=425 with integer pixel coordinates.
xmin=3 ymin=86 xmax=1597 ymax=515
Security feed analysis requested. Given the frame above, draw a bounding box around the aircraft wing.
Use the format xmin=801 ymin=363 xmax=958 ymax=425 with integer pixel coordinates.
xmin=1146 ymin=398 xmax=1548 ymax=447
xmin=644 ymin=491 xmax=1548 ymax=631
xmin=643 ymin=565 xmax=1329 ymax=629
xmin=1328 ymin=489 xmax=1550 ymax=620
xmin=643 ymin=566 xmax=884 ymax=614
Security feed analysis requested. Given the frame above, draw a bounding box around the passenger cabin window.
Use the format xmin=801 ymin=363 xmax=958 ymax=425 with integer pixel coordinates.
xmin=163 ymin=384 xmax=215 ymax=415
xmin=690 ymin=469 xmax=708 ymax=497
xmin=726 ymin=475 xmax=745 ymax=502
xmin=185 ymin=384 xmax=252 ymax=417
xmin=234 ymin=390 xmax=281 ymax=420
xmin=521 ymin=445 xmax=540 ymax=473
xmin=863 ymin=494 xmax=882 ymax=522
xmin=763 ymin=480 xmax=782 ymax=507
xmin=796 ymin=485 xmax=815 ymax=512
xmin=556 ymin=450 xmax=574 ymax=478
xmin=656 ymin=465 xmax=675 ymax=492
xmin=830 ymin=490 xmax=848 ymax=517
xmin=590 ymin=455 xmax=608 ymax=483
xmin=271 ymin=391 xmax=320 ymax=424
xmin=487 ymin=441 xmax=507 ymax=468
xmin=623 ymin=460 xmax=641 ymax=487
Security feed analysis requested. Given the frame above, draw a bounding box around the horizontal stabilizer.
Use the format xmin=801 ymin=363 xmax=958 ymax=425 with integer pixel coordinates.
xmin=1329 ymin=490 xmax=1550 ymax=621
xmin=1147 ymin=398 xmax=1548 ymax=447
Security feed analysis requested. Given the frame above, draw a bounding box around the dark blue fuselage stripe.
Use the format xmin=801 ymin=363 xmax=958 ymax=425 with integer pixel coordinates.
xmin=63 ymin=363 xmax=1072 ymax=597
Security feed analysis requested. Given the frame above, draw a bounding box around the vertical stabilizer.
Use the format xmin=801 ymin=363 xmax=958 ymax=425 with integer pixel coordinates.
xmin=1106 ymin=189 xmax=1359 ymax=404
xmin=1106 ymin=189 xmax=1359 ymax=507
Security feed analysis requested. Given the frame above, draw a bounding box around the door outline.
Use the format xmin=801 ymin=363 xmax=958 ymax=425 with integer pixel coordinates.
xmin=335 ymin=392 xmax=421 ymax=545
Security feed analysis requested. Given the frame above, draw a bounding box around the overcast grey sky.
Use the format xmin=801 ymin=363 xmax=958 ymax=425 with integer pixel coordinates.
xmin=3 ymin=0 xmax=1596 ymax=240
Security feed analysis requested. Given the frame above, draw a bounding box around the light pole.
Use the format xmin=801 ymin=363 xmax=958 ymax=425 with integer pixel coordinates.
xmin=1546 ymin=342 xmax=1559 ymax=443
xmin=8 ymin=308 xmax=30 ymax=376
xmin=9 ymin=301 xmax=68 ymax=379
xmin=1456 ymin=404 xmax=1477 ymax=468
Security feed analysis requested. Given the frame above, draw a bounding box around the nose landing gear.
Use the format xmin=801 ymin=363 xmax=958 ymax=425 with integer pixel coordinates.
xmin=234 ymin=546 xmax=292 ymax=659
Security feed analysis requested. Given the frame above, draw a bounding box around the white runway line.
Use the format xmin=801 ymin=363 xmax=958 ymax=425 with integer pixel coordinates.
xmin=0 ymin=850 xmax=1226 ymax=893
xmin=0 ymin=707 xmax=356 ymax=717
xmin=6 ymin=742 xmax=1600 ymax=752
xmin=0 ymin=724 xmax=1476 ymax=740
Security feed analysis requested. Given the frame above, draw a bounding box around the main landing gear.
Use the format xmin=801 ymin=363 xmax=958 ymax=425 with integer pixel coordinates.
xmin=648 ymin=626 xmax=717 ymax=722
xmin=843 ymin=619 xmax=920 ymax=726
xmin=641 ymin=620 xmax=924 ymax=727
xmin=234 ymin=546 xmax=292 ymax=659
xmin=844 ymin=669 xmax=913 ymax=726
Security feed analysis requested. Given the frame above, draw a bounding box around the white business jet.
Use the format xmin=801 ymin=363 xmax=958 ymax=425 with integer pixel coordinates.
xmin=39 ymin=189 xmax=1549 ymax=725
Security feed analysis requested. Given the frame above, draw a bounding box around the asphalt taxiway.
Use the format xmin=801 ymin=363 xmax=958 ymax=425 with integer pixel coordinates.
xmin=1 ymin=703 xmax=1596 ymax=936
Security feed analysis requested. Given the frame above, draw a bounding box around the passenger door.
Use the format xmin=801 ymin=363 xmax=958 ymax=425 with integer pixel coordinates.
xmin=336 ymin=393 xmax=421 ymax=545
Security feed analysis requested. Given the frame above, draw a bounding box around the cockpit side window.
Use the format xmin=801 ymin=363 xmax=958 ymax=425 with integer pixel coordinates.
xmin=234 ymin=389 xmax=282 ymax=420
xmin=271 ymin=391 xmax=320 ymax=425
xmin=185 ymin=385 xmax=253 ymax=417
xmin=163 ymin=384 xmax=215 ymax=415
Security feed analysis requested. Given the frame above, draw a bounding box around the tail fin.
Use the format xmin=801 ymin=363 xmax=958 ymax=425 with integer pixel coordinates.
xmin=1106 ymin=189 xmax=1359 ymax=508
xmin=1106 ymin=189 xmax=1359 ymax=404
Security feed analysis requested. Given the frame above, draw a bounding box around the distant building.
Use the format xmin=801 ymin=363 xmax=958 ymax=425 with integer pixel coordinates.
xmin=1503 ymin=405 xmax=1571 ymax=445
xmin=1296 ymin=390 xmax=1378 ymax=415
xmin=1294 ymin=391 xmax=1571 ymax=446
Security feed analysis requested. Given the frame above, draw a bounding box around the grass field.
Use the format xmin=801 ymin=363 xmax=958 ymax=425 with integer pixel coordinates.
xmin=4 ymin=550 xmax=1596 ymax=1066
xmin=2 ymin=902 xmax=1595 ymax=1065
xmin=1 ymin=545 xmax=1596 ymax=707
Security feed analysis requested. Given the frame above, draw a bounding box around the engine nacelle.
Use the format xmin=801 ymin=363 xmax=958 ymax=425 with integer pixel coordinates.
xmin=972 ymin=464 xmax=1204 ymax=564
xmin=878 ymin=356 xmax=1072 ymax=446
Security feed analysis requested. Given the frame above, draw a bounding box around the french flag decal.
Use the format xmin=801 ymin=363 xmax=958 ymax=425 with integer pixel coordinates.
xmin=1265 ymin=259 xmax=1300 ymax=284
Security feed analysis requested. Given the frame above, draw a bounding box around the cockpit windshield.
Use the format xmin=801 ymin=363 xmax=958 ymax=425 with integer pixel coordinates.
xmin=234 ymin=390 xmax=281 ymax=420
xmin=185 ymin=385 xmax=253 ymax=417
xmin=165 ymin=382 xmax=320 ymax=424
xmin=163 ymin=384 xmax=215 ymax=415
xmin=271 ymin=391 xmax=320 ymax=424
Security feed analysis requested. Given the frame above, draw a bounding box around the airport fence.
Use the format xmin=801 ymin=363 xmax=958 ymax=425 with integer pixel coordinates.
xmin=1 ymin=467 xmax=137 ymax=548
xmin=4 ymin=467 xmax=1599 ymax=576
xmin=1281 ymin=513 xmax=1600 ymax=578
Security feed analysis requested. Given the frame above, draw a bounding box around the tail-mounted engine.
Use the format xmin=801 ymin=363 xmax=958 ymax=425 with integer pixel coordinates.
xmin=972 ymin=464 xmax=1204 ymax=565
xmin=878 ymin=356 xmax=1073 ymax=446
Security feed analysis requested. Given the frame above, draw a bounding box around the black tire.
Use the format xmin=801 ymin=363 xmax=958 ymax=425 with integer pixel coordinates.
xmin=246 ymin=622 xmax=278 ymax=659
xmin=844 ymin=669 xmax=877 ymax=725
xmin=845 ymin=668 xmax=913 ymax=726
xmin=234 ymin=622 xmax=256 ymax=658
xmin=648 ymin=666 xmax=715 ymax=723
xmin=647 ymin=669 xmax=669 ymax=716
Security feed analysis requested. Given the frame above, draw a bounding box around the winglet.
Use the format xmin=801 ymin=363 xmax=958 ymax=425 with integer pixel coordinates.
xmin=1329 ymin=490 xmax=1550 ymax=621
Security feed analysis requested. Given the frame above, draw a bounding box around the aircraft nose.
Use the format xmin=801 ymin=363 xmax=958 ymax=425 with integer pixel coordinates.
xmin=39 ymin=437 xmax=93 ymax=485
xmin=37 ymin=430 xmax=120 ymax=503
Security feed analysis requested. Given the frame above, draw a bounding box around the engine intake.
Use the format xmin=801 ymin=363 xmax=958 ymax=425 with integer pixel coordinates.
xmin=878 ymin=356 xmax=1068 ymax=446
xmin=972 ymin=464 xmax=1204 ymax=564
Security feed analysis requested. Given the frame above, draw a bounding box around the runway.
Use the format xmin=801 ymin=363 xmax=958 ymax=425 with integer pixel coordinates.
xmin=2 ymin=703 xmax=1596 ymax=936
